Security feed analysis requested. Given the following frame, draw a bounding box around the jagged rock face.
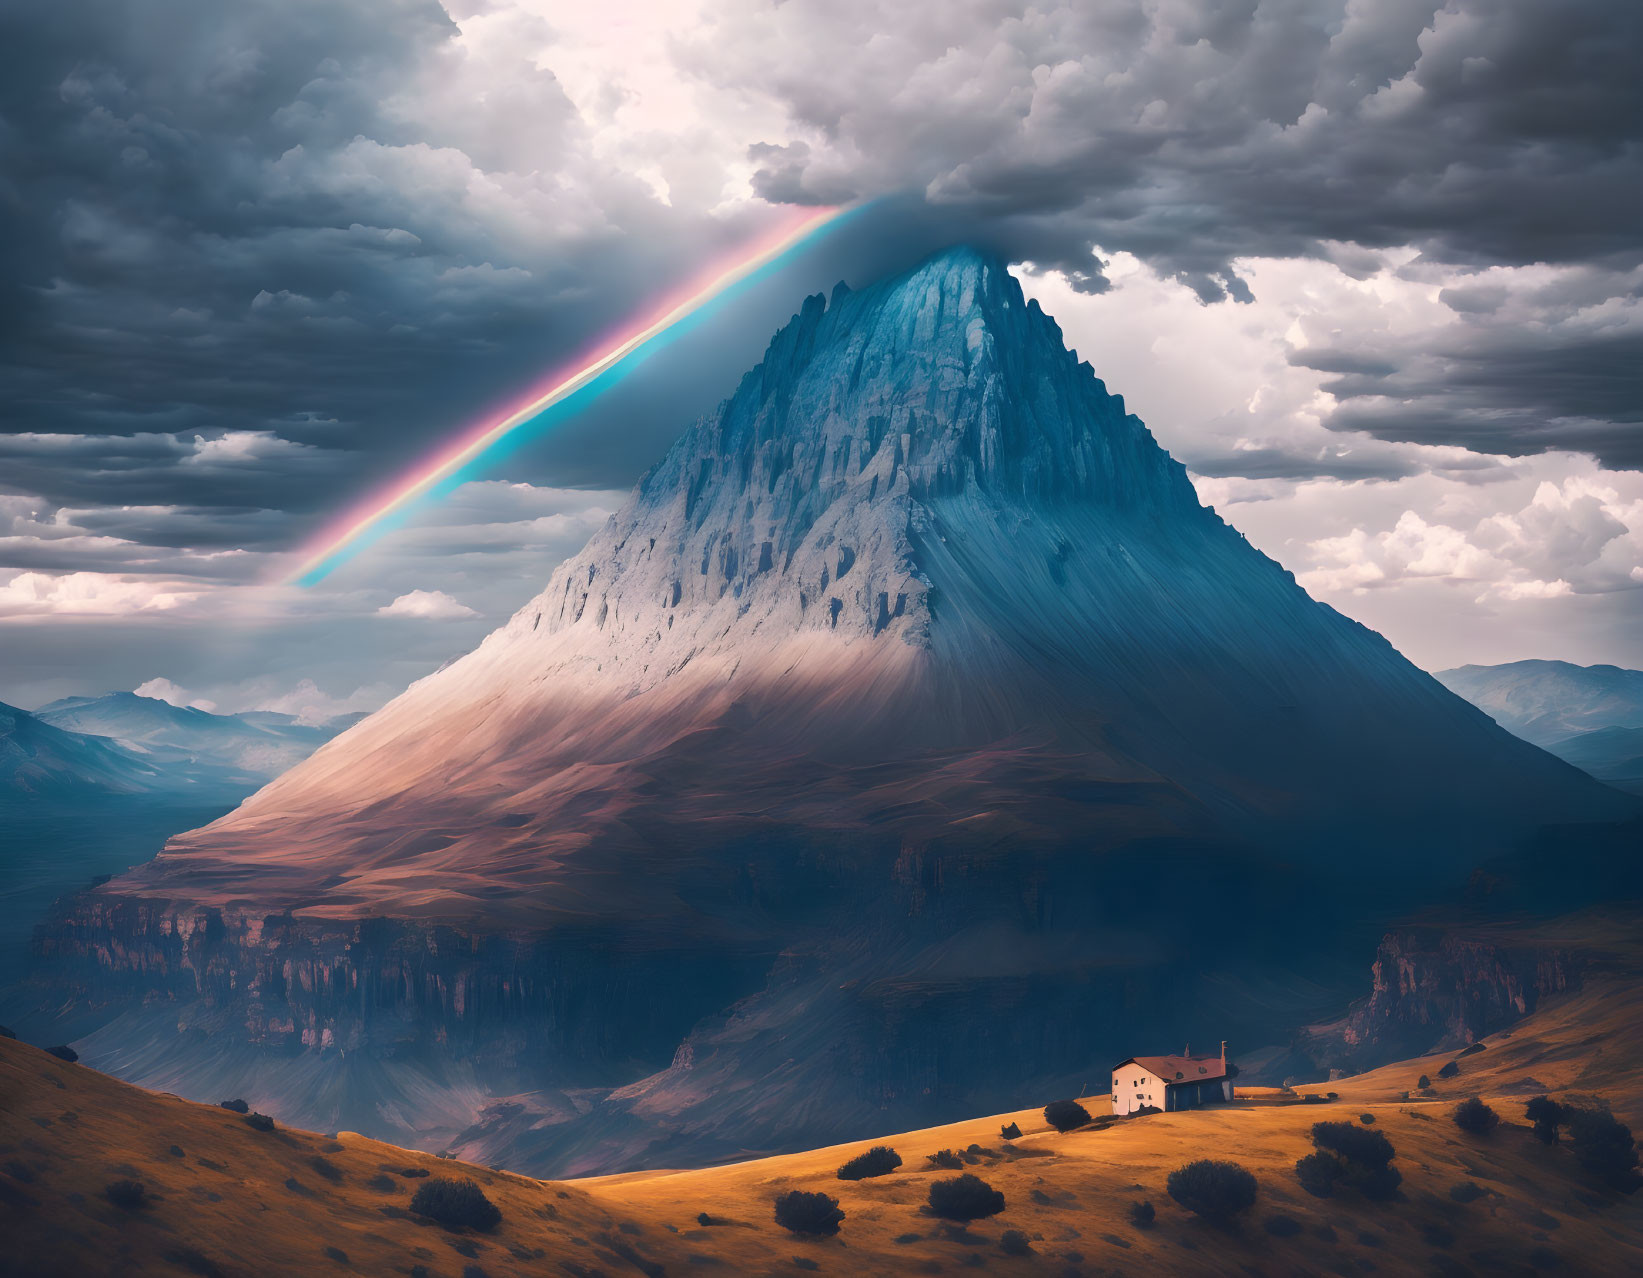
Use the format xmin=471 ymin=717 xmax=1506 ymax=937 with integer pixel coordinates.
xmin=35 ymin=247 xmax=1636 ymax=1172
xmin=1299 ymin=928 xmax=1584 ymax=1074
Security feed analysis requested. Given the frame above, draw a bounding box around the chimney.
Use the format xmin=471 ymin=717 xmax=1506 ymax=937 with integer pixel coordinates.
xmin=1220 ymin=1040 xmax=1227 ymax=1064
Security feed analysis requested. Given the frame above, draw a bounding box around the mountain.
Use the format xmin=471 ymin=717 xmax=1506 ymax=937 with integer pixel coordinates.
xmin=35 ymin=248 xmax=1635 ymax=1173
xmin=35 ymin=691 xmax=346 ymax=783
xmin=1437 ymin=661 xmax=1643 ymax=793
xmin=0 ymin=700 xmax=168 ymax=799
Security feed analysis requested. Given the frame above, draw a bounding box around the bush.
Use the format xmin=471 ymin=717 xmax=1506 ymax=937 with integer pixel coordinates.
xmin=1458 ymin=1042 xmax=1486 ymax=1057
xmin=245 ymin=1113 xmax=275 ymax=1132
xmin=46 ymin=1045 xmax=78 ymax=1063
xmin=1437 ymin=1061 xmax=1460 ymax=1079
xmin=105 ymin=1179 xmax=146 ymax=1209
xmin=1417 ymin=1075 xmax=1431 ymax=1089
xmin=926 ymin=1149 xmax=964 ymax=1170
xmin=1295 ymin=1152 xmax=1342 ymax=1198
xmin=1525 ymin=1095 xmax=1567 ymax=1144
xmin=772 ymin=1189 xmax=844 ymax=1236
xmin=219 ymin=1099 xmax=249 ymax=1114
xmin=1567 ymin=1108 xmax=1642 ymax=1193
xmin=1000 ymin=1122 xmax=1021 ymax=1140
xmin=837 ymin=1145 xmax=901 ymax=1181
xmin=1359 ymin=1113 xmax=1376 ymax=1125
xmin=1043 ymin=1099 xmax=1092 ymax=1132
xmin=1355 ymin=1163 xmax=1403 ymax=1201
xmin=1129 ymin=1199 xmax=1155 ymax=1229
xmin=409 ymin=1178 xmax=502 ymax=1231
xmin=998 ymin=1228 xmax=1032 ymax=1256
xmin=1166 ymin=1160 xmax=1257 ymax=1225
xmin=927 ymin=1173 xmax=1006 ymax=1222
xmin=1452 ymin=1097 xmax=1499 ymax=1135
xmin=310 ymin=1155 xmax=344 ymax=1183
xmin=1311 ymin=1122 xmax=1394 ymax=1168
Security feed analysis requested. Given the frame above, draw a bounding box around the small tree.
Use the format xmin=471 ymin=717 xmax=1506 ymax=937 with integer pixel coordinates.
xmin=1166 ymin=1160 xmax=1257 ymax=1226
xmin=998 ymin=1228 xmax=1032 ymax=1256
xmin=245 ymin=1113 xmax=275 ymax=1132
xmin=928 ymin=1173 xmax=1006 ymax=1222
xmin=1452 ymin=1097 xmax=1499 ymax=1136
xmin=1129 ymin=1200 xmax=1155 ymax=1229
xmin=219 ymin=1098 xmax=249 ymax=1114
xmin=773 ymin=1190 xmax=844 ymax=1236
xmin=1043 ymin=1099 xmax=1092 ymax=1132
xmin=837 ymin=1145 xmax=901 ymax=1181
xmin=1311 ymin=1122 xmax=1394 ymax=1167
xmin=46 ymin=1045 xmax=78 ymax=1063
xmin=1437 ymin=1061 xmax=1460 ymax=1079
xmin=1567 ymin=1109 xmax=1642 ymax=1193
xmin=105 ymin=1179 xmax=146 ymax=1209
xmin=410 ymin=1178 xmax=502 ymax=1231
xmin=1000 ymin=1122 xmax=1021 ymax=1140
xmin=1417 ymin=1075 xmax=1431 ymax=1089
xmin=1295 ymin=1152 xmax=1342 ymax=1198
xmin=1525 ymin=1095 xmax=1566 ymax=1145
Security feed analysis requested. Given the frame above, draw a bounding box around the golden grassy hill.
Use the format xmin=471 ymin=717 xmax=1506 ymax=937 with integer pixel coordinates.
xmin=4 ymin=977 xmax=1642 ymax=1277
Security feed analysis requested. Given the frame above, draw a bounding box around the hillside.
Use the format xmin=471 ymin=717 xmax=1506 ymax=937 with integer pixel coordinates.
xmin=3 ymin=976 xmax=1641 ymax=1277
xmin=0 ymin=701 xmax=169 ymax=799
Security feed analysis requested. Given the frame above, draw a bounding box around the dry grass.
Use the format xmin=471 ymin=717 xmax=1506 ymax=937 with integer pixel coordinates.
xmin=4 ymin=980 xmax=1643 ymax=1276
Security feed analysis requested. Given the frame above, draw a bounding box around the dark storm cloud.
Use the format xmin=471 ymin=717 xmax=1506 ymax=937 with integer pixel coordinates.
xmin=688 ymin=0 xmax=1643 ymax=467
xmin=0 ymin=0 xmax=800 ymax=574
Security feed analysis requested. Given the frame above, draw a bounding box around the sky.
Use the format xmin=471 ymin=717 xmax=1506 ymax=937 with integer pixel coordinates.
xmin=1 ymin=0 xmax=1640 ymax=718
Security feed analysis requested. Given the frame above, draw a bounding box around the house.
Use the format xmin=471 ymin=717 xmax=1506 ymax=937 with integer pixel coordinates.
xmin=1111 ymin=1042 xmax=1233 ymax=1116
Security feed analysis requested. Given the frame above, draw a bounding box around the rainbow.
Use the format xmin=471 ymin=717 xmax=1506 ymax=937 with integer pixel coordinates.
xmin=283 ymin=203 xmax=851 ymax=586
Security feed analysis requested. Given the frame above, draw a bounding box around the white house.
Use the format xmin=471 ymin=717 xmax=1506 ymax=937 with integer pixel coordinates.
xmin=1111 ymin=1042 xmax=1234 ymax=1116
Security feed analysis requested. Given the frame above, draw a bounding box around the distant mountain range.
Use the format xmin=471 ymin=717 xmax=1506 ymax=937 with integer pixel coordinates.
xmin=34 ymin=691 xmax=359 ymax=786
xmin=0 ymin=700 xmax=172 ymax=799
xmin=1437 ymin=661 xmax=1643 ymax=794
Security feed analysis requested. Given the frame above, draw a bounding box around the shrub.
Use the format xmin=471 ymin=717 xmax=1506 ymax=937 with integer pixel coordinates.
xmin=1295 ymin=1152 xmax=1343 ymax=1198
xmin=837 ymin=1145 xmax=901 ymax=1181
xmin=1525 ymin=1095 xmax=1567 ymax=1145
xmin=1452 ymin=1097 xmax=1499 ymax=1135
xmin=1567 ymin=1108 xmax=1642 ymax=1193
xmin=219 ymin=1099 xmax=249 ymax=1114
xmin=772 ymin=1189 xmax=844 ymax=1236
xmin=1311 ymin=1122 xmax=1394 ymax=1168
xmin=927 ymin=1173 xmax=1006 ymax=1222
xmin=1043 ymin=1099 xmax=1091 ymax=1132
xmin=998 ymin=1228 xmax=1032 ymax=1256
xmin=323 ymin=1247 xmax=348 ymax=1264
xmin=1326 ymin=1092 xmax=1340 ymax=1100
xmin=309 ymin=1156 xmax=345 ymax=1183
xmin=926 ymin=1149 xmax=964 ymax=1170
xmin=410 ymin=1178 xmax=502 ymax=1231
xmin=1000 ymin=1122 xmax=1021 ymax=1140
xmin=46 ymin=1045 xmax=78 ymax=1063
xmin=1166 ymin=1160 xmax=1257 ymax=1225
xmin=1437 ymin=1061 xmax=1460 ymax=1079
xmin=168 ymin=1144 xmax=185 ymax=1157
xmin=245 ymin=1113 xmax=275 ymax=1132
xmin=1128 ymin=1200 xmax=1155 ymax=1229
xmin=1417 ymin=1075 xmax=1430 ymax=1089
xmin=1458 ymin=1042 xmax=1486 ymax=1057
xmin=105 ymin=1179 xmax=147 ymax=1209
xmin=1359 ymin=1113 xmax=1375 ymax=1125
xmin=1354 ymin=1163 xmax=1403 ymax=1201
xmin=366 ymin=1173 xmax=397 ymax=1192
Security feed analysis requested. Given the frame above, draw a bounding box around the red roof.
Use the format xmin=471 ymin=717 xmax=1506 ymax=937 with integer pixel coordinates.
xmin=1114 ymin=1054 xmax=1228 ymax=1084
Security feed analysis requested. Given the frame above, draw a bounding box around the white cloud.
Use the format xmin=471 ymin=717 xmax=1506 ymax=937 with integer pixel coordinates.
xmin=0 ymin=571 xmax=203 ymax=617
xmin=378 ymin=588 xmax=479 ymax=619
xmin=133 ymin=676 xmax=218 ymax=711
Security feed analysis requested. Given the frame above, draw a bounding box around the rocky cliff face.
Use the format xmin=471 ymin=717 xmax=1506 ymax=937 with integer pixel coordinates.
xmin=1300 ymin=928 xmax=1585 ymax=1075
xmin=32 ymin=247 xmax=1635 ymax=1172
